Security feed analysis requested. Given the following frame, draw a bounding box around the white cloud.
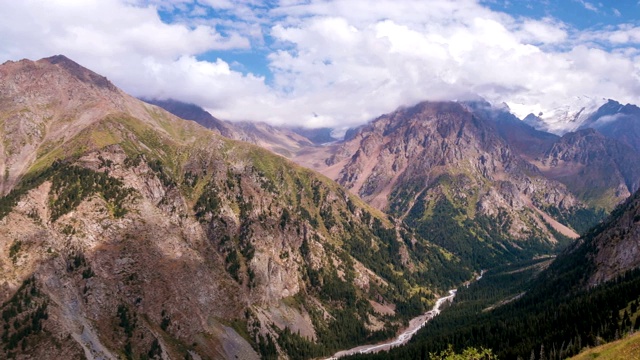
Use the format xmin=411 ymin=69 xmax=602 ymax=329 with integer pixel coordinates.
xmin=517 ymin=19 xmax=568 ymax=44
xmin=0 ymin=0 xmax=639 ymax=130
xmin=259 ymin=1 xmax=639 ymax=127
xmin=577 ymin=24 xmax=640 ymax=49
xmin=576 ymin=0 xmax=599 ymax=12
xmin=594 ymin=113 xmax=626 ymax=126
xmin=0 ymin=1 xmax=250 ymax=62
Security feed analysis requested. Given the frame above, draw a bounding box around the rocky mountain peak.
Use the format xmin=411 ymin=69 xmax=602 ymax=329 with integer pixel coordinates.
xmin=533 ymin=127 xmax=640 ymax=210
xmin=42 ymin=55 xmax=118 ymax=92
xmin=325 ymin=100 xmax=537 ymax=205
xmin=577 ymin=99 xmax=640 ymax=153
xmin=295 ymin=100 xmax=595 ymax=270
xmin=0 ymin=56 xmax=159 ymax=194
xmin=351 ymin=101 xmax=501 ymax=158
xmin=0 ymin=56 xmax=468 ymax=359
xmin=547 ymin=128 xmax=602 ymax=151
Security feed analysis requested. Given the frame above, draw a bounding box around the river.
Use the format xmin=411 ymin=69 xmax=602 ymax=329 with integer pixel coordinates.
xmin=325 ymin=289 xmax=457 ymax=359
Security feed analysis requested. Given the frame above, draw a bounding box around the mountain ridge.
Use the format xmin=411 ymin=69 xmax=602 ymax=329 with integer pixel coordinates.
xmin=349 ymin=184 xmax=640 ymax=360
xmin=293 ymin=100 xmax=602 ymax=271
xmin=0 ymin=55 xmax=467 ymax=359
xmin=145 ymin=96 xmax=640 ymax=216
xmin=521 ymin=96 xmax=607 ymax=135
xmin=142 ymin=98 xmax=338 ymax=158
xmin=579 ymin=99 xmax=640 ymax=153
xmin=531 ymin=128 xmax=640 ymax=210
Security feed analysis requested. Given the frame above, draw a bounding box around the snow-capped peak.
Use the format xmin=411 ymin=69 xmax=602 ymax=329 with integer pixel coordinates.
xmin=509 ymin=95 xmax=607 ymax=135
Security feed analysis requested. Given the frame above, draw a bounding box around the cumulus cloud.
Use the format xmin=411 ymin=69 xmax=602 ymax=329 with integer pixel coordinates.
xmin=517 ymin=19 xmax=568 ymax=44
xmin=0 ymin=0 xmax=252 ymax=98
xmin=0 ymin=0 xmax=639 ymax=130
xmin=580 ymin=24 xmax=640 ymax=45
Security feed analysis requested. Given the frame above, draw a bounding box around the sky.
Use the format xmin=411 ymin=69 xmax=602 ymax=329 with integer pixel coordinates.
xmin=1 ymin=0 xmax=639 ymax=131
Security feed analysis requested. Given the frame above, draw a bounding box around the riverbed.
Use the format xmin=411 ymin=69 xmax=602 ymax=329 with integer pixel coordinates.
xmin=325 ymin=289 xmax=457 ymax=359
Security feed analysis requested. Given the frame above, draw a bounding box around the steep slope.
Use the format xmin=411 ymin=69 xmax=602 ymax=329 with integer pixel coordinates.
xmin=351 ymin=187 xmax=640 ymax=360
xmin=298 ymin=101 xmax=599 ymax=270
xmin=143 ymin=98 xmax=336 ymax=158
xmin=570 ymin=331 xmax=640 ymax=360
xmin=0 ymin=54 xmax=131 ymax=195
xmin=521 ymin=96 xmax=607 ymax=135
xmin=0 ymin=56 xmax=466 ymax=359
xmin=140 ymin=98 xmax=233 ymax=137
xmin=579 ymin=99 xmax=640 ymax=153
xmin=540 ymin=186 xmax=640 ymax=288
xmin=470 ymin=101 xmax=640 ymax=211
xmin=531 ymin=128 xmax=640 ymax=210
xmin=464 ymin=100 xmax=559 ymax=160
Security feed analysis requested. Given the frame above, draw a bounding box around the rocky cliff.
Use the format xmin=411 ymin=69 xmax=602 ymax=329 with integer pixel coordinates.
xmin=531 ymin=129 xmax=640 ymax=210
xmin=579 ymin=99 xmax=640 ymax=154
xmin=0 ymin=56 xmax=464 ymax=359
xmin=296 ymin=101 xmax=602 ymax=269
xmin=469 ymin=102 xmax=640 ymax=211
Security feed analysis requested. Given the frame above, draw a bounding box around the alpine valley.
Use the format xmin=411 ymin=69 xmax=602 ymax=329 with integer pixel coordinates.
xmin=2 ymin=55 xmax=640 ymax=360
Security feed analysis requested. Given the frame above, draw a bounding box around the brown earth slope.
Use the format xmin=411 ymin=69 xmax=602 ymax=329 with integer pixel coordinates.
xmin=295 ymin=101 xmax=597 ymax=269
xmin=0 ymin=56 xmax=463 ymax=359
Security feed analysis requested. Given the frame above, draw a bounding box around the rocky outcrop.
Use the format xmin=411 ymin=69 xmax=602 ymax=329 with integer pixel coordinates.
xmin=532 ymin=129 xmax=640 ymax=210
xmin=0 ymin=56 xmax=462 ymax=359
xmin=296 ymin=101 xmax=600 ymax=269
xmin=579 ymin=100 xmax=640 ymax=153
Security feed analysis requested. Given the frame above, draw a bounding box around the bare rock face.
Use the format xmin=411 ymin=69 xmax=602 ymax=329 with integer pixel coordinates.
xmin=0 ymin=146 xmax=255 ymax=360
xmin=297 ymin=101 xmax=594 ymax=269
xmin=531 ymin=128 xmax=640 ymax=210
xmin=538 ymin=185 xmax=640 ymax=294
xmin=579 ymin=99 xmax=640 ymax=154
xmin=468 ymin=100 xmax=640 ymax=212
xmin=0 ymin=55 xmax=152 ymax=195
xmin=0 ymin=56 xmax=462 ymax=359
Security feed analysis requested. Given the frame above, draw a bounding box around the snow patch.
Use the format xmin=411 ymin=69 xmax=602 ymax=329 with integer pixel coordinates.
xmin=510 ymin=96 xmax=607 ymax=135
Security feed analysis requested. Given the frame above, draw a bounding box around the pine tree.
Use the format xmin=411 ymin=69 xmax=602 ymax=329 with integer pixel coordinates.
xmin=623 ymin=310 xmax=632 ymax=330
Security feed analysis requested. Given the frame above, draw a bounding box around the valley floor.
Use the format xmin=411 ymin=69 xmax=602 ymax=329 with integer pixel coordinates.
xmin=327 ymin=290 xmax=457 ymax=359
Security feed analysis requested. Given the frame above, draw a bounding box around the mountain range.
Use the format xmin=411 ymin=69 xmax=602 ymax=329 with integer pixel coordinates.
xmin=0 ymin=56 xmax=470 ymax=359
xmin=1 ymin=55 xmax=640 ymax=360
xmin=350 ymin=176 xmax=640 ymax=359
xmin=524 ymin=98 xmax=640 ymax=154
xmin=143 ymin=98 xmax=337 ymax=158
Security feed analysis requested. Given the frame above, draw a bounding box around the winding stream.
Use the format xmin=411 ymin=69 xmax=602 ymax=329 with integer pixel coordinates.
xmin=325 ymin=289 xmax=457 ymax=359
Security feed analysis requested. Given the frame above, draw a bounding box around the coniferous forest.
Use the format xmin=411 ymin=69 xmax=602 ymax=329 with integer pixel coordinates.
xmin=347 ymin=195 xmax=640 ymax=360
xmin=2 ymin=34 xmax=640 ymax=360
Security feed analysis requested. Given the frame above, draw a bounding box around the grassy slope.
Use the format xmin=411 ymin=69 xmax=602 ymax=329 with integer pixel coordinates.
xmin=571 ymin=332 xmax=640 ymax=360
xmin=1 ymin=100 xmax=479 ymax=359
